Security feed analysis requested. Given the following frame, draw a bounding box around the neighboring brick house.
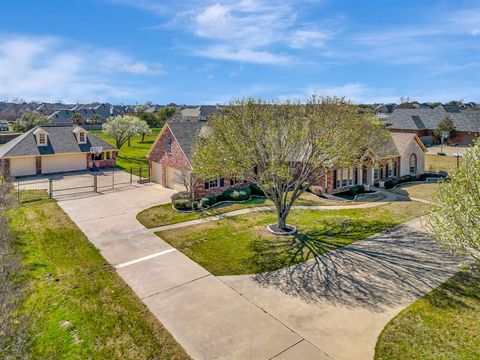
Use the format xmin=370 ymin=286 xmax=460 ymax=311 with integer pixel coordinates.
xmin=0 ymin=125 xmax=117 ymax=177
xmin=148 ymin=122 xmax=427 ymax=197
xmin=384 ymin=107 xmax=480 ymax=145
xmin=147 ymin=122 xmax=246 ymax=197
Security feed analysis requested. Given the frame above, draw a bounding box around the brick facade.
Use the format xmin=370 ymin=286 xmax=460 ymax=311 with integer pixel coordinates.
xmin=149 ymin=125 xmax=248 ymax=197
xmin=1 ymin=158 xmax=9 ymax=177
xmin=35 ymin=156 xmax=41 ymax=174
xmin=86 ymin=151 xmax=117 ymax=169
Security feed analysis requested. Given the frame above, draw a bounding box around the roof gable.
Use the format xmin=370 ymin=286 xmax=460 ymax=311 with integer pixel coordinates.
xmin=0 ymin=125 xmax=117 ymax=158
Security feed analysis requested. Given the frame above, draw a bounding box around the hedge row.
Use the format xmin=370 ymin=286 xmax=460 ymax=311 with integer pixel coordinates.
xmin=172 ymin=184 xmax=265 ymax=211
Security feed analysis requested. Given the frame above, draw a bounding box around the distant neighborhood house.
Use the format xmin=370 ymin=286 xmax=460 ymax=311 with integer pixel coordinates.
xmin=0 ymin=125 xmax=117 ymax=177
xmin=384 ymin=106 xmax=480 ymax=145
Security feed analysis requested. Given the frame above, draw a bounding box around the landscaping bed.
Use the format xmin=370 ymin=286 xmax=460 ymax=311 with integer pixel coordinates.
xmin=138 ymin=190 xmax=340 ymax=228
xmin=375 ymin=270 xmax=480 ymax=360
xmin=7 ymin=199 xmax=188 ymax=359
xmin=156 ymin=201 xmax=430 ymax=276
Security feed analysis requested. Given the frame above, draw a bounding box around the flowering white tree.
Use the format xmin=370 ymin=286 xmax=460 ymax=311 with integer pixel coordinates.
xmin=424 ymin=139 xmax=480 ymax=264
xmin=102 ymin=115 xmax=142 ymax=149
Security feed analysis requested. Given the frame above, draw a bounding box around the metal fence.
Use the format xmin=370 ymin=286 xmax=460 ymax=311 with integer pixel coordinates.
xmin=16 ymin=166 xmax=150 ymax=203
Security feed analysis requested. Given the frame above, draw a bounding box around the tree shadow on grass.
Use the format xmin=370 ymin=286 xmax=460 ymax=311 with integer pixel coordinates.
xmin=251 ymin=220 xmax=461 ymax=311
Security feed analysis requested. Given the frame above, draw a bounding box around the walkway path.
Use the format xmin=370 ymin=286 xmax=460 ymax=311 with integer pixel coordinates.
xmin=149 ymin=190 xmax=397 ymax=233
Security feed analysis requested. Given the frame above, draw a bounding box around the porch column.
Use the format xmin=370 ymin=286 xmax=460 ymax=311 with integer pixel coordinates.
xmin=371 ymin=167 xmax=375 ymax=185
xmin=358 ymin=165 xmax=363 ymax=185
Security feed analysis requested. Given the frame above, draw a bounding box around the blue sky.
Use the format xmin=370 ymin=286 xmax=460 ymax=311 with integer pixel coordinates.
xmin=0 ymin=0 xmax=479 ymax=104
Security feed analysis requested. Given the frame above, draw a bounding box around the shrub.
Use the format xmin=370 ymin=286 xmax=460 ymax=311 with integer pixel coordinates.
xmin=205 ymin=194 xmax=217 ymax=206
xmin=219 ymin=187 xmax=251 ymax=201
xmin=398 ymin=175 xmax=415 ymax=184
xmin=199 ymin=198 xmax=210 ymax=208
xmin=171 ymin=191 xmax=188 ymax=201
xmin=191 ymin=201 xmax=199 ymax=210
xmin=384 ymin=179 xmax=398 ymax=189
xmin=249 ymin=183 xmax=265 ymax=196
xmin=173 ymin=199 xmax=191 ymax=210
xmin=349 ymin=185 xmax=365 ymax=196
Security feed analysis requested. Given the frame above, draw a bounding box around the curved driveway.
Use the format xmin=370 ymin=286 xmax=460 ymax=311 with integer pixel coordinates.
xmin=58 ymin=184 xmax=459 ymax=359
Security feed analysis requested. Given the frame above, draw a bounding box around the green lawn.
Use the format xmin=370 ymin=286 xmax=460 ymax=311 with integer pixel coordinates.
xmin=425 ymin=154 xmax=457 ymax=174
xmin=156 ymin=201 xmax=429 ymax=276
xmin=375 ymin=270 xmax=480 ymax=360
xmin=96 ymin=133 xmax=157 ymax=172
xmin=390 ymin=182 xmax=437 ymax=202
xmin=137 ymin=192 xmax=347 ymax=229
xmin=8 ymin=199 xmax=188 ymax=359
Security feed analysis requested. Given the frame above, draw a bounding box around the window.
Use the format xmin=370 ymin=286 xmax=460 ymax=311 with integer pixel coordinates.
xmin=106 ymin=151 xmax=111 ymax=160
xmin=387 ymin=161 xmax=393 ymax=178
xmin=220 ymin=178 xmax=225 ymax=187
xmin=409 ymin=154 xmax=417 ymax=174
xmin=166 ymin=138 xmax=172 ymax=154
xmin=342 ymin=169 xmax=348 ymax=187
xmin=348 ymin=168 xmax=353 ymax=186
xmin=38 ymin=133 xmax=47 ymax=145
xmin=209 ymin=179 xmax=218 ymax=188
xmin=79 ymin=132 xmax=86 ymax=143
xmin=374 ymin=165 xmax=380 ymax=180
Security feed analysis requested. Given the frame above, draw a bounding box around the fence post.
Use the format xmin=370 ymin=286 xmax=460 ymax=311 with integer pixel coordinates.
xmin=49 ymin=178 xmax=53 ymax=198
xmin=130 ymin=167 xmax=133 ymax=186
xmin=139 ymin=166 xmax=142 ymax=183
xmin=94 ymin=174 xmax=98 ymax=193
xmin=112 ymin=170 xmax=115 ymax=190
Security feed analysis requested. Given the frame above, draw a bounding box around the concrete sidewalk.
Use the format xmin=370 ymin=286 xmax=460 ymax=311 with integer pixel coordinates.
xmin=58 ymin=184 xmax=328 ymax=360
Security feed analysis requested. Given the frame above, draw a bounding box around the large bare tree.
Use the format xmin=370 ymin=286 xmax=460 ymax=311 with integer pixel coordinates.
xmin=193 ymin=97 xmax=388 ymax=232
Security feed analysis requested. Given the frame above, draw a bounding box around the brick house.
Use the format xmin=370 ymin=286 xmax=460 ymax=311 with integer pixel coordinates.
xmin=384 ymin=107 xmax=480 ymax=146
xmin=0 ymin=125 xmax=117 ymax=177
xmin=148 ymin=122 xmax=427 ymax=196
xmin=147 ymin=122 xmax=245 ymax=198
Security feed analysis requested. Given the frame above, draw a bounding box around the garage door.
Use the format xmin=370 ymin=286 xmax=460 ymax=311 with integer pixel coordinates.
xmin=10 ymin=157 xmax=36 ymax=177
xmin=152 ymin=161 xmax=163 ymax=184
xmin=166 ymin=167 xmax=188 ymax=191
xmin=42 ymin=153 xmax=87 ymax=174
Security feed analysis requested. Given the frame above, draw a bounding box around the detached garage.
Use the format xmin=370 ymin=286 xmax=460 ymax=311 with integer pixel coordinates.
xmin=10 ymin=157 xmax=36 ymax=177
xmin=0 ymin=125 xmax=118 ymax=178
xmin=42 ymin=153 xmax=87 ymax=174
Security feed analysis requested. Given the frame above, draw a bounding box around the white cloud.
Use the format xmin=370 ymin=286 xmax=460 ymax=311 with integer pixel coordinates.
xmin=0 ymin=35 xmax=163 ymax=103
xmin=289 ymin=29 xmax=329 ymax=49
xmin=195 ymin=45 xmax=292 ymax=65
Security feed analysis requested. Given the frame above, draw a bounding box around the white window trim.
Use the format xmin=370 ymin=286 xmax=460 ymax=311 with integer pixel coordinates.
xmin=78 ymin=132 xmax=86 ymax=144
xmin=38 ymin=133 xmax=47 ymax=146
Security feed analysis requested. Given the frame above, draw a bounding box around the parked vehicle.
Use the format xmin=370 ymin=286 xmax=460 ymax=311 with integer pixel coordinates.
xmin=0 ymin=122 xmax=9 ymax=131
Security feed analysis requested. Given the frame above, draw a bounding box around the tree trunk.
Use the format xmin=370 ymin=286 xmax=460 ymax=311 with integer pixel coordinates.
xmin=128 ymin=137 xmax=131 ymax=146
xmin=276 ymin=205 xmax=289 ymax=230
xmin=141 ymin=134 xmax=145 ymax=143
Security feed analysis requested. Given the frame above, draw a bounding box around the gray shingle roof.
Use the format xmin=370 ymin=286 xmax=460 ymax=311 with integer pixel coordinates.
xmin=386 ymin=108 xmax=480 ymax=132
xmin=166 ymin=121 xmax=206 ymax=161
xmin=0 ymin=125 xmax=116 ymax=158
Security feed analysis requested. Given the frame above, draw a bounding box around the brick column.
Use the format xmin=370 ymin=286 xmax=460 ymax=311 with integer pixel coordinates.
xmin=35 ymin=156 xmax=42 ymax=174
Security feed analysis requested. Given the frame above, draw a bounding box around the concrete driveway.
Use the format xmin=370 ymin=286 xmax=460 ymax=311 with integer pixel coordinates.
xmin=58 ymin=185 xmax=460 ymax=360
xmin=221 ymin=219 xmax=460 ymax=360
xmin=57 ymin=184 xmax=326 ymax=360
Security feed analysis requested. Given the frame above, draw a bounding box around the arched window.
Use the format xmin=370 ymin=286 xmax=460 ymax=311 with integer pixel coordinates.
xmin=409 ymin=153 xmax=417 ymax=174
xmin=166 ymin=138 xmax=172 ymax=154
